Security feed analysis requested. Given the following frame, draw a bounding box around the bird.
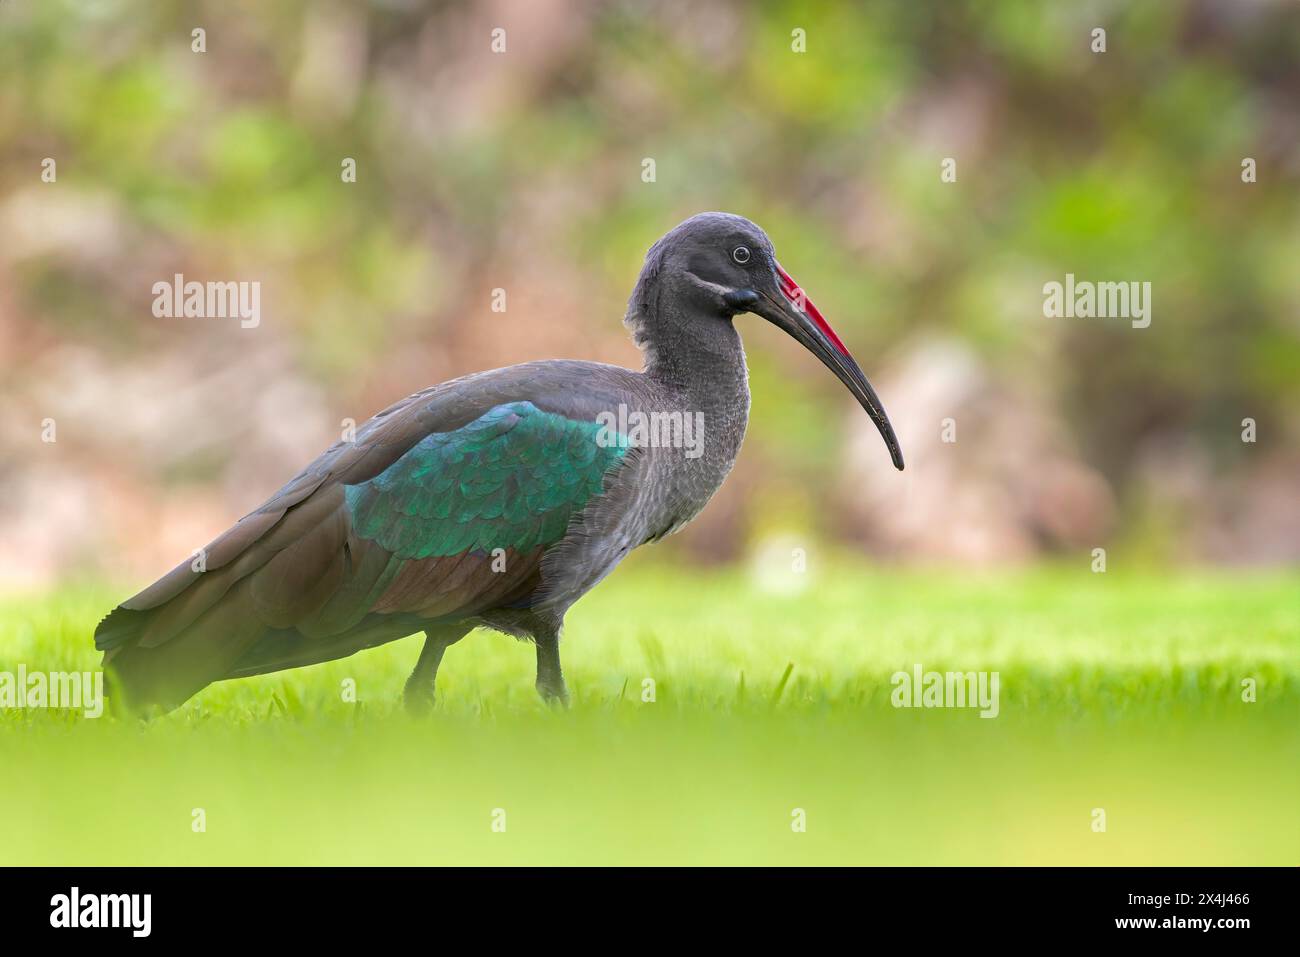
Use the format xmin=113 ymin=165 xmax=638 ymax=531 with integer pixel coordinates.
xmin=95 ymin=212 xmax=904 ymax=714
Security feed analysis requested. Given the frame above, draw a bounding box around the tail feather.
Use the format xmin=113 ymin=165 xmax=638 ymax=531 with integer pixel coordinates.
xmin=101 ymin=579 xmax=268 ymax=714
xmin=93 ymin=606 xmax=149 ymax=652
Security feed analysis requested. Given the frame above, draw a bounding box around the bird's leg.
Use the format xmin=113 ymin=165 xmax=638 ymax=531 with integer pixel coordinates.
xmin=534 ymin=628 xmax=569 ymax=706
xmin=404 ymin=625 xmax=470 ymax=714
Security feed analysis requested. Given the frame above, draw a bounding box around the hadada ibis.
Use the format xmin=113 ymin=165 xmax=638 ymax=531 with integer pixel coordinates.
xmin=96 ymin=212 xmax=904 ymax=713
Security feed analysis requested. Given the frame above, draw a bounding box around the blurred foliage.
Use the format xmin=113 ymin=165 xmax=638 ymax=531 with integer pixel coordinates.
xmin=1 ymin=0 xmax=1297 ymax=568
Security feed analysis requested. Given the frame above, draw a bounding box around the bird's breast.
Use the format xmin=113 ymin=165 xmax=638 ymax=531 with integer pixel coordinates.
xmin=529 ymin=384 xmax=749 ymax=614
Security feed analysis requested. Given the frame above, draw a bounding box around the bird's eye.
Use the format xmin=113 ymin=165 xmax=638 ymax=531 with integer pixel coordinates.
xmin=732 ymin=245 xmax=751 ymax=265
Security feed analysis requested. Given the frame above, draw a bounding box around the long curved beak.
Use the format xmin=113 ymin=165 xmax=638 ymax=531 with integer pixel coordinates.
xmin=755 ymin=262 xmax=904 ymax=471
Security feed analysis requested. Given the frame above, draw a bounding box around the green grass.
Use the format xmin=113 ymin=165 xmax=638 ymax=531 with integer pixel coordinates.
xmin=2 ymin=558 xmax=1298 ymax=865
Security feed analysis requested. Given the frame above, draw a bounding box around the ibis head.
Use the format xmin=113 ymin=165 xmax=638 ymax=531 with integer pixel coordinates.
xmin=634 ymin=212 xmax=904 ymax=471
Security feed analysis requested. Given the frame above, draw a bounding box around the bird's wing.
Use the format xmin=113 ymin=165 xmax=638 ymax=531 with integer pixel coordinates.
xmin=341 ymin=399 xmax=629 ymax=614
xmin=94 ymin=361 xmax=636 ymax=709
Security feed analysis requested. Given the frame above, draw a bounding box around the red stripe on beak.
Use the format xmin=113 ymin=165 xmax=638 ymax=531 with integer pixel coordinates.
xmin=775 ymin=264 xmax=851 ymax=357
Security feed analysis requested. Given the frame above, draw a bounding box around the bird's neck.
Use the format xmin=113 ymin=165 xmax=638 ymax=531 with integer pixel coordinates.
xmin=641 ymin=315 xmax=751 ymax=414
xmin=629 ymin=308 xmax=751 ymax=539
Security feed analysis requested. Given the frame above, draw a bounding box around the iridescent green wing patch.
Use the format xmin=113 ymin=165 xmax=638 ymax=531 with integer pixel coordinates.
xmin=345 ymin=402 xmax=628 ymax=559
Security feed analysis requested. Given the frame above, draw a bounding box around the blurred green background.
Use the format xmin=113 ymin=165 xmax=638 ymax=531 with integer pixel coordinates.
xmin=2 ymin=0 xmax=1298 ymax=589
